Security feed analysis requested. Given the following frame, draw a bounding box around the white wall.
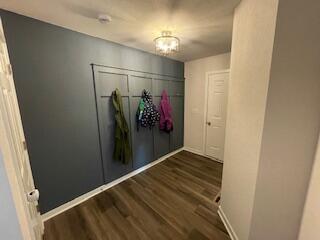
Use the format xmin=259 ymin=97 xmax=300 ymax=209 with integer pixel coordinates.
xmin=249 ymin=0 xmax=320 ymax=239
xmin=299 ymin=136 xmax=320 ymax=240
xmin=221 ymin=0 xmax=320 ymax=239
xmin=220 ymin=0 xmax=278 ymax=239
xmin=184 ymin=53 xmax=230 ymax=153
xmin=0 ymin=151 xmax=22 ymax=240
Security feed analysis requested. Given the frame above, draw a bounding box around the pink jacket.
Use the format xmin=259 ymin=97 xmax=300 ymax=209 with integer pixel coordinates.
xmin=159 ymin=90 xmax=173 ymax=132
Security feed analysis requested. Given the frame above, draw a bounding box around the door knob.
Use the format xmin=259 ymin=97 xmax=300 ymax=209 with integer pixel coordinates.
xmin=27 ymin=189 xmax=39 ymax=202
xmin=206 ymin=122 xmax=211 ymax=126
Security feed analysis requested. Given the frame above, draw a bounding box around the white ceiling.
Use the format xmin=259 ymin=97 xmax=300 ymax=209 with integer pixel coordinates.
xmin=0 ymin=0 xmax=240 ymax=62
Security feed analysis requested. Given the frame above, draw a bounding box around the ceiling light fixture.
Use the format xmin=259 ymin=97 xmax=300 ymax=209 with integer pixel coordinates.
xmin=154 ymin=31 xmax=180 ymax=56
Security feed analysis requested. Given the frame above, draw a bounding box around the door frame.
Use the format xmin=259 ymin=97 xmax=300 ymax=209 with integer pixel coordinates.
xmin=0 ymin=98 xmax=35 ymax=239
xmin=0 ymin=18 xmax=42 ymax=239
xmin=203 ymin=69 xmax=230 ymax=162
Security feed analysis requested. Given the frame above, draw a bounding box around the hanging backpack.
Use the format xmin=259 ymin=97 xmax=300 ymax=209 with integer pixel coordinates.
xmin=136 ymin=90 xmax=160 ymax=130
xmin=159 ymin=90 xmax=173 ymax=132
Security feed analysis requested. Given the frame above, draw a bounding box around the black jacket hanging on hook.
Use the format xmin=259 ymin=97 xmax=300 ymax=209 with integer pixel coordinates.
xmin=136 ymin=90 xmax=160 ymax=130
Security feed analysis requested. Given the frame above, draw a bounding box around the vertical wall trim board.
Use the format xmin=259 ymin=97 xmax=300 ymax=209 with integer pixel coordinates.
xmin=91 ymin=64 xmax=105 ymax=183
xmin=127 ymin=76 xmax=134 ymax=170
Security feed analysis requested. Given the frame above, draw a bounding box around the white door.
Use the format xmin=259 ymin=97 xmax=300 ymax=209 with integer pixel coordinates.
xmin=0 ymin=19 xmax=43 ymax=239
xmin=205 ymin=71 xmax=229 ymax=162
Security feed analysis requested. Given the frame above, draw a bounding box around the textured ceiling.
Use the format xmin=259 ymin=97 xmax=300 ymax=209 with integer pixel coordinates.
xmin=0 ymin=0 xmax=240 ymax=62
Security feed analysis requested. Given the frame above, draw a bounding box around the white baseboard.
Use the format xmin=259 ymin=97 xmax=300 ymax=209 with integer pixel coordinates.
xmin=42 ymin=147 xmax=184 ymax=222
xmin=183 ymin=146 xmax=204 ymax=155
xmin=218 ymin=206 xmax=239 ymax=240
xmin=183 ymin=147 xmax=223 ymax=163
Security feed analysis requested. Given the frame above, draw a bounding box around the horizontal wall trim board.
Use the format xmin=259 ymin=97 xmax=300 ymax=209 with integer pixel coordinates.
xmin=218 ymin=206 xmax=239 ymax=240
xmin=92 ymin=63 xmax=185 ymax=80
xmin=183 ymin=147 xmax=223 ymax=163
xmin=42 ymin=147 xmax=184 ymax=222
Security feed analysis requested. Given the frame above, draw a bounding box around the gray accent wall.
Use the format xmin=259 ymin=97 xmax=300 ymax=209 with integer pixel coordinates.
xmin=0 ymin=10 xmax=184 ymax=213
xmin=93 ymin=65 xmax=184 ymax=183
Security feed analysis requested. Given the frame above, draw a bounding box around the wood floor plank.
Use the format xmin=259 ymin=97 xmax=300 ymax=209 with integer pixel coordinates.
xmin=44 ymin=151 xmax=230 ymax=240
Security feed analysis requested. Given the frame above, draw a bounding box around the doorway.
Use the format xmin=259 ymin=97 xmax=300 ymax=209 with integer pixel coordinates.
xmin=204 ymin=70 xmax=230 ymax=162
xmin=0 ymin=18 xmax=43 ymax=239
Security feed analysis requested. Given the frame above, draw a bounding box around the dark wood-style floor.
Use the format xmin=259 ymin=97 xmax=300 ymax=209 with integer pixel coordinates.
xmin=44 ymin=151 xmax=230 ymax=240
